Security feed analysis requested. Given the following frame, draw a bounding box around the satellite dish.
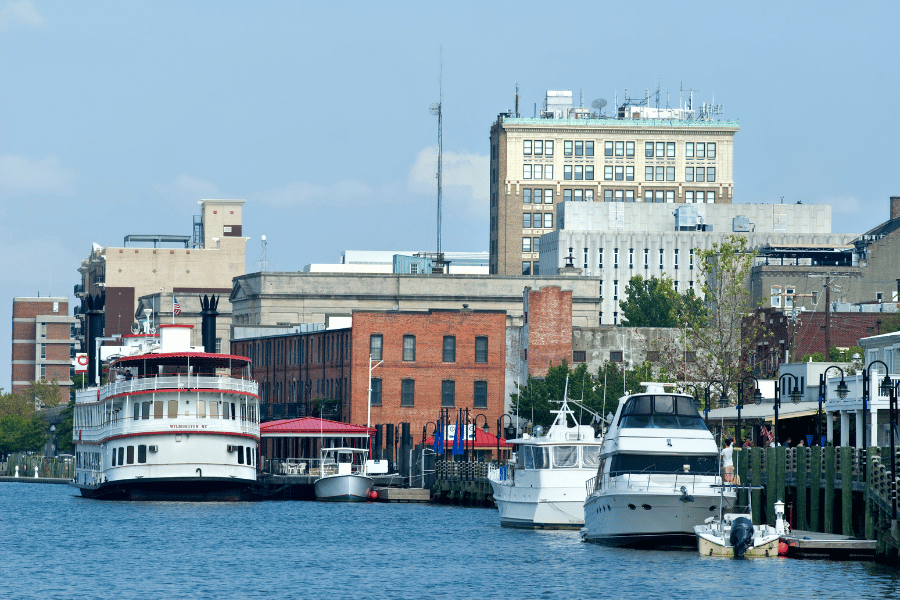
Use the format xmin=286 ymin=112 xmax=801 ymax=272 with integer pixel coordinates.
xmin=591 ymin=98 xmax=608 ymax=111
xmin=429 ymin=102 xmax=441 ymax=116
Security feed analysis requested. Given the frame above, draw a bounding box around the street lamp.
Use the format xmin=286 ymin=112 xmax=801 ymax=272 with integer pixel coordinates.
xmin=682 ymin=383 xmax=701 ymax=413
xmin=705 ymin=381 xmax=727 ymax=425
xmin=738 ymin=376 xmax=762 ymax=446
xmin=472 ymin=413 xmax=489 ymax=462
xmin=497 ymin=414 xmax=515 ymax=464
xmin=818 ymin=366 xmax=848 ymax=445
xmin=774 ymin=373 xmax=803 ymax=446
xmin=422 ymin=420 xmax=438 ymax=447
xmin=862 ymin=360 xmax=891 ymax=452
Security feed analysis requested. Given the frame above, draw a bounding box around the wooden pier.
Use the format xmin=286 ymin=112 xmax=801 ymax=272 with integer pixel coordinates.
xmin=431 ymin=461 xmax=495 ymax=507
xmin=782 ymin=530 xmax=876 ymax=558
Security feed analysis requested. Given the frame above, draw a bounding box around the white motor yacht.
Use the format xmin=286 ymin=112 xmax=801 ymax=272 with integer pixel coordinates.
xmin=314 ymin=447 xmax=375 ymax=502
xmin=582 ymin=383 xmax=735 ymax=548
xmin=488 ymin=395 xmax=603 ymax=528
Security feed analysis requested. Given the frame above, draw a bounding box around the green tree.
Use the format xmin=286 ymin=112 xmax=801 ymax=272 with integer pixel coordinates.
xmin=22 ymin=379 xmax=63 ymax=409
xmin=620 ymin=275 xmax=707 ymax=327
xmin=0 ymin=388 xmax=31 ymax=418
xmin=55 ymin=401 xmax=75 ymax=454
xmin=0 ymin=413 xmax=47 ymax=454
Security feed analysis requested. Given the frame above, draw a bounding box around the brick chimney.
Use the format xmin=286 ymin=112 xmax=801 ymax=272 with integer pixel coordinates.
xmin=891 ymin=196 xmax=900 ymax=220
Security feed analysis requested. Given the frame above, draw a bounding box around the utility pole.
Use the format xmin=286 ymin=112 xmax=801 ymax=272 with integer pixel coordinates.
xmin=809 ymin=273 xmax=851 ymax=357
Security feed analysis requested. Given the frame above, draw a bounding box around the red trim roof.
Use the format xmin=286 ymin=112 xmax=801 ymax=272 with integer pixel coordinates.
xmin=261 ymin=417 xmax=375 ymax=436
xmin=158 ymin=324 xmax=195 ymax=329
xmin=112 ymin=352 xmax=251 ymax=367
xmin=426 ymin=427 xmax=511 ymax=449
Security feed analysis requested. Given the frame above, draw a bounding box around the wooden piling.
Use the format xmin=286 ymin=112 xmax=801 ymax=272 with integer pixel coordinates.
xmin=766 ymin=447 xmax=776 ymax=524
xmin=751 ymin=447 xmax=762 ymax=524
xmin=797 ymin=446 xmax=808 ymax=531
xmin=737 ymin=448 xmax=749 ymax=510
xmin=810 ymin=446 xmax=822 ymax=532
xmin=841 ymin=446 xmax=853 ymax=537
xmin=825 ymin=446 xmax=835 ymax=534
xmin=776 ymin=446 xmax=786 ymax=518
xmin=865 ymin=448 xmax=875 ymax=540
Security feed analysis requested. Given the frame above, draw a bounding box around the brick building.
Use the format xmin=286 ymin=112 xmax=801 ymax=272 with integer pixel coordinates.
xmin=11 ymin=297 xmax=77 ymax=405
xmin=523 ymin=286 xmax=572 ymax=377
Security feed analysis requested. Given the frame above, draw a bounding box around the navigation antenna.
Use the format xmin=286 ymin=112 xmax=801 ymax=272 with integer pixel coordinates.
xmin=515 ymin=81 xmax=519 ymax=118
xmin=259 ymin=235 xmax=268 ymax=271
xmin=429 ymin=49 xmax=443 ymax=262
xmin=591 ymin=97 xmax=607 ymax=116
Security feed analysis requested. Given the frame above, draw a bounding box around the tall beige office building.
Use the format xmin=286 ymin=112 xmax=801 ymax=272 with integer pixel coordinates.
xmin=489 ymin=90 xmax=739 ymax=275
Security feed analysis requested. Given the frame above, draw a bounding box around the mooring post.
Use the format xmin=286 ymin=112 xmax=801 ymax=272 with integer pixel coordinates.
xmin=751 ymin=447 xmax=762 ymax=524
xmin=841 ymin=446 xmax=853 ymax=536
xmin=776 ymin=446 xmax=787 ymax=526
xmin=797 ymin=446 xmax=808 ymax=531
xmin=824 ymin=445 xmax=835 ymax=534
xmin=737 ymin=448 xmax=749 ymax=510
xmin=766 ymin=446 xmax=776 ymax=525
xmin=865 ymin=447 xmax=876 ymax=540
xmin=811 ymin=445 xmax=822 ymax=532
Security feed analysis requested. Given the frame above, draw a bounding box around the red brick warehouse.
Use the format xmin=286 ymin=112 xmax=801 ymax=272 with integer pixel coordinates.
xmin=351 ymin=309 xmax=507 ymax=437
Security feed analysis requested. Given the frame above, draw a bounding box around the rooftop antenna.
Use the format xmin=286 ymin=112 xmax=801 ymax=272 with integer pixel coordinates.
xmin=429 ymin=48 xmax=443 ymax=259
xmin=591 ymin=98 xmax=607 ymax=116
xmin=580 ymin=88 xmax=583 ymax=107
xmin=680 ymin=82 xmax=698 ymax=113
xmin=259 ymin=235 xmax=268 ymax=271
xmin=515 ymin=81 xmax=519 ymax=118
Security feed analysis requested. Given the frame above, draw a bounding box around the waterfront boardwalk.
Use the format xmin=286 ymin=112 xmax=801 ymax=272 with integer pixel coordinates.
xmin=0 ymin=476 xmax=72 ymax=485
xmin=783 ymin=529 xmax=876 ymax=558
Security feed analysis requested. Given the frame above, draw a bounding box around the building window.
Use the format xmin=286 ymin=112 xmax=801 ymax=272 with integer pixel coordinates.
xmin=685 ymin=351 xmax=696 ymax=363
xmin=127 ymin=446 xmax=134 ymax=464
xmin=138 ymin=445 xmax=147 ymax=464
xmin=605 ymin=141 xmax=613 ymax=156
xmin=615 ymin=166 xmax=624 ymax=181
xmin=40 ymin=364 xmax=46 ymax=380
xmin=697 ymin=143 xmax=706 ymax=158
xmin=645 ymin=166 xmax=654 ymax=182
xmin=544 ymin=189 xmax=553 ymax=204
xmin=644 ymin=190 xmax=653 ymax=202
xmin=522 ymin=261 xmax=531 ymax=275
xmin=626 ymin=141 xmax=635 ymax=157
xmin=403 ymin=335 xmax=416 ymax=361
xmin=534 ymin=189 xmax=543 ymax=204
xmin=584 ymin=247 xmax=588 ymax=269
xmin=564 ymin=165 xmax=572 ymax=180
xmin=689 ymin=249 xmax=694 ymax=269
xmin=707 ymin=143 xmax=716 ymax=158
xmin=573 ymin=351 xmax=586 ymax=363
xmin=441 ymin=380 xmax=456 ymax=407
xmin=656 ymin=142 xmax=664 ymax=157
xmin=629 ymin=248 xmax=634 ymax=269
xmin=625 ymin=166 xmax=634 ymax=181
xmin=674 ymin=249 xmax=679 ymax=270
xmin=625 ymin=190 xmax=634 ymax=202
xmin=585 ymin=165 xmax=594 ymax=180
xmin=563 ymin=189 xmax=572 ymax=202
xmin=696 ymin=167 xmax=705 ymax=182
xmin=39 ymin=323 xmax=46 ymax=338
xmin=534 ymin=140 xmax=543 ymax=155
xmin=604 ymin=166 xmax=613 ymax=181
xmin=614 ymin=248 xmax=619 ymax=268
xmin=474 ymin=381 xmax=488 ymax=408
xmin=614 ymin=141 xmax=623 ymax=157
xmin=370 ymin=378 xmax=382 ymax=406
xmin=401 ymin=379 xmax=415 ymax=406
xmin=40 ymin=343 xmax=46 ymax=359
xmin=524 ymin=140 xmax=532 ymax=155
xmin=707 ymin=167 xmax=716 ymax=182
xmin=666 ymin=190 xmax=675 ymax=203
xmin=667 ymin=142 xmax=675 ymax=158
xmin=370 ymin=334 xmax=383 ymax=360
xmin=585 ymin=141 xmax=594 ymax=156
xmin=523 ymin=164 xmax=532 ymax=179
xmin=674 ymin=280 xmax=679 ymax=293
xmin=575 ymin=141 xmax=583 ymax=156
xmin=655 ymin=166 xmax=664 ymax=181
xmin=771 ymin=286 xmax=782 ymax=308
xmin=610 ymin=350 xmax=623 ymax=363
xmin=523 ymin=188 xmax=532 ymax=203
xmin=644 ymin=248 xmax=649 ymax=269
xmin=613 ymin=279 xmax=618 ymax=300
xmin=685 ymin=167 xmax=694 ymax=182
xmin=534 ymin=164 xmax=543 ymax=179
xmin=686 ymin=142 xmax=694 ymax=158
xmin=604 ymin=189 xmax=613 ymax=202
xmin=598 ymin=248 xmax=603 ymax=269
xmin=659 ymin=248 xmax=664 ymax=269
xmin=564 ymin=140 xmax=573 ymax=156
xmin=533 ymin=237 xmax=540 ymax=253
xmin=475 ymin=337 xmax=488 ymax=363
xmin=666 ymin=166 xmax=675 ymax=181
xmin=443 ymin=336 xmax=456 ymax=362
xmin=545 ymin=165 xmax=553 ymax=179
xmin=574 ymin=165 xmax=583 ymax=180
xmin=523 ymin=213 xmax=532 ymax=229
xmin=544 ymin=213 xmax=553 ymax=229
xmin=706 ymin=191 xmax=716 ymax=203
xmin=545 ymin=141 xmax=553 ymax=156
xmin=645 ymin=142 xmax=654 ymax=157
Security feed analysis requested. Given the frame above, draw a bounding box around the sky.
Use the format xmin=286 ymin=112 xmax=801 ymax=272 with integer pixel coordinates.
xmin=2 ymin=0 xmax=899 ymax=390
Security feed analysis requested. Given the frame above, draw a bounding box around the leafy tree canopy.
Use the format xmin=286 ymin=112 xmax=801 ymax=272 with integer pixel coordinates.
xmin=619 ymin=275 xmax=707 ymax=327
xmin=0 ymin=413 xmax=47 ymax=454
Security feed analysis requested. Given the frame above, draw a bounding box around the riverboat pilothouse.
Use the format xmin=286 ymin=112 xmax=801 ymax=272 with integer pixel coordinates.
xmin=71 ymin=315 xmax=260 ymax=501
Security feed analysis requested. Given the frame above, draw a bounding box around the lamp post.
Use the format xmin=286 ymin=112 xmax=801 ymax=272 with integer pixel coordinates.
xmin=682 ymin=384 xmax=701 ymax=414
xmin=862 ymin=360 xmax=891 ymax=452
xmin=818 ymin=366 xmax=848 ymax=445
xmin=738 ymin=376 xmax=762 ymax=447
xmin=422 ymin=420 xmax=437 ymax=447
xmin=472 ymin=413 xmax=489 ymax=462
xmin=888 ymin=380 xmax=898 ymax=519
xmin=774 ymin=373 xmax=803 ymax=446
xmin=497 ymin=414 xmax=515 ymax=464
xmin=705 ymin=381 xmax=727 ymax=427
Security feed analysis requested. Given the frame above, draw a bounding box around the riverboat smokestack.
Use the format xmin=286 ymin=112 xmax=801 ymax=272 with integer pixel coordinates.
xmin=85 ymin=293 xmax=105 ymax=383
xmin=199 ymin=294 xmax=219 ymax=353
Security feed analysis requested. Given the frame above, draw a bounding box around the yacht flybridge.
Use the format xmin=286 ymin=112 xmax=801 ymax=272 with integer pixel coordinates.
xmin=488 ymin=389 xmax=604 ymax=528
xmin=582 ymin=382 xmax=734 ymax=548
xmin=71 ymin=315 xmax=260 ymax=501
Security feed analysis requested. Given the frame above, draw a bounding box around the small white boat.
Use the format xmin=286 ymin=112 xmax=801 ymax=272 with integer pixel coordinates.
xmin=695 ymin=500 xmax=788 ymax=558
xmin=313 ymin=447 xmax=375 ymax=502
xmin=488 ymin=390 xmax=604 ymax=529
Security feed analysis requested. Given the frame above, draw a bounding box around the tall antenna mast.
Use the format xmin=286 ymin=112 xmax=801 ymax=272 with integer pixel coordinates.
xmin=259 ymin=235 xmax=268 ymax=271
xmin=429 ymin=49 xmax=443 ymax=259
xmin=515 ymin=81 xmax=519 ymax=118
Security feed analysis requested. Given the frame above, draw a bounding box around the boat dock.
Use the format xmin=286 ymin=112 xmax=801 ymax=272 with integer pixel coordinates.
xmin=0 ymin=476 xmax=72 ymax=485
xmin=782 ymin=530 xmax=876 ymax=559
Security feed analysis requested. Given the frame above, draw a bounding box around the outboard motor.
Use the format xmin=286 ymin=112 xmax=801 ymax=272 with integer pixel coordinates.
xmin=729 ymin=517 xmax=755 ymax=558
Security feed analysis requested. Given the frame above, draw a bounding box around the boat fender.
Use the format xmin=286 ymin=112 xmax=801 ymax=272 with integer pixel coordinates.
xmin=367 ymin=490 xmax=378 ymax=501
xmin=778 ymin=542 xmax=789 ymax=556
xmin=729 ymin=517 xmax=755 ymax=558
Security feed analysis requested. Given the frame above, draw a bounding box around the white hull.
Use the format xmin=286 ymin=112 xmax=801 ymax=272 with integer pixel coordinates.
xmin=314 ymin=474 xmax=374 ymax=502
xmin=490 ymin=478 xmax=585 ymax=528
xmin=583 ymin=484 xmax=735 ymax=548
xmin=695 ymin=528 xmax=780 ymax=557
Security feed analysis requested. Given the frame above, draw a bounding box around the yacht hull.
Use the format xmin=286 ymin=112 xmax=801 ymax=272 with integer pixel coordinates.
xmin=583 ymin=489 xmax=734 ymax=548
xmin=71 ymin=477 xmax=254 ymax=502
xmin=314 ymin=474 xmax=374 ymax=502
xmin=491 ymin=482 xmax=585 ymax=528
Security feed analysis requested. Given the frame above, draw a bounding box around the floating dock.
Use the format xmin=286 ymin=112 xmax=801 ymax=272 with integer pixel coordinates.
xmin=782 ymin=530 xmax=876 ymax=559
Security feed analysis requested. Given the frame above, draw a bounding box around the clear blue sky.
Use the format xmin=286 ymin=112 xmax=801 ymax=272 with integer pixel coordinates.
xmin=2 ymin=1 xmax=898 ymax=389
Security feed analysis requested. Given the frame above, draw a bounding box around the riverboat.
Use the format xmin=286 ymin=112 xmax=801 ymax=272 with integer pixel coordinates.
xmin=70 ymin=316 xmax=260 ymax=501
xmin=488 ymin=393 xmax=603 ymax=528
xmin=582 ymin=383 xmax=735 ymax=548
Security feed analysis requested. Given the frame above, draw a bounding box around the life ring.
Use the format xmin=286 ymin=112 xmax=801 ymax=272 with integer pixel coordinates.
xmin=76 ymin=354 xmax=89 ymax=367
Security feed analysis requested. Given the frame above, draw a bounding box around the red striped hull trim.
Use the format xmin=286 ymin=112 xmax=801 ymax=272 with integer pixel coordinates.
xmin=79 ymin=431 xmax=260 ymax=444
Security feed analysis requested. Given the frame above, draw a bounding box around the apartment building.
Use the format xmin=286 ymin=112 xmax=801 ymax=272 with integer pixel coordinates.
xmin=11 ymin=297 xmax=77 ymax=405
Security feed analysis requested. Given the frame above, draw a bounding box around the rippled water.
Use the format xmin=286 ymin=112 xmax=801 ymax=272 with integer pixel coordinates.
xmin=2 ymin=483 xmax=898 ymax=600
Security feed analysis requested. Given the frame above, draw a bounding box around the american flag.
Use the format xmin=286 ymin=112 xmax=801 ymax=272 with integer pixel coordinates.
xmin=173 ymin=297 xmax=181 ymax=315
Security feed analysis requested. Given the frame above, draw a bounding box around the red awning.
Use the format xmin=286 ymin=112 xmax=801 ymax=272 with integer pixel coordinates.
xmin=260 ymin=417 xmax=375 ymax=438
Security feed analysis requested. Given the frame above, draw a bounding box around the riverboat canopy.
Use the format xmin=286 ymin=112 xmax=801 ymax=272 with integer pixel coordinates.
xmin=261 ymin=417 xmax=375 ymax=438
xmin=112 ymin=352 xmax=251 ymax=368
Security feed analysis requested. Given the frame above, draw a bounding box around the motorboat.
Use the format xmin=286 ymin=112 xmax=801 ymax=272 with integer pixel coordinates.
xmin=313 ymin=447 xmax=375 ymax=502
xmin=582 ymin=382 xmax=735 ymax=548
xmin=488 ymin=392 xmax=603 ymax=528
xmin=695 ymin=500 xmax=788 ymax=558
xmin=70 ymin=314 xmax=260 ymax=501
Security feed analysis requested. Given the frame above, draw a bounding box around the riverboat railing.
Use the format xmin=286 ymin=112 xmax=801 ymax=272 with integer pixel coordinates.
xmin=76 ymin=374 xmax=258 ymax=404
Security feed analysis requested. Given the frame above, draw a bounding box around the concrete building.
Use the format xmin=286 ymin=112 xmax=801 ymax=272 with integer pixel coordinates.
xmin=11 ymin=297 xmax=77 ymax=404
xmin=229 ymin=272 xmax=604 ymax=329
xmin=75 ymin=199 xmax=247 ymax=345
xmin=135 ymin=292 xmax=233 ymax=354
xmin=489 ymin=89 xmax=740 ymax=276
xmin=540 ymin=201 xmax=852 ymax=324
xmin=304 ymin=250 xmax=489 ymax=275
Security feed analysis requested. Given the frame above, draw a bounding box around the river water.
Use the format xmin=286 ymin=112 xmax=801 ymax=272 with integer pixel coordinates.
xmin=2 ymin=483 xmax=898 ymax=600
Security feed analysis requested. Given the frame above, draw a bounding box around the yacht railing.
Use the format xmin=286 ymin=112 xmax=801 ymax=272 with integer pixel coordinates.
xmin=97 ymin=374 xmax=258 ymax=401
xmin=590 ymin=470 xmax=722 ymax=494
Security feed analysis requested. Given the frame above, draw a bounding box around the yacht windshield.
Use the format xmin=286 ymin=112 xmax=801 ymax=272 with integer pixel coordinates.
xmin=610 ymin=453 xmax=718 ymax=476
xmin=552 ymin=446 xmax=578 ymax=468
xmin=524 ymin=446 xmax=550 ymax=469
xmin=582 ymin=446 xmax=601 ymax=467
xmin=617 ymin=394 xmax=707 ymax=430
